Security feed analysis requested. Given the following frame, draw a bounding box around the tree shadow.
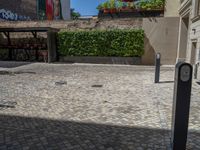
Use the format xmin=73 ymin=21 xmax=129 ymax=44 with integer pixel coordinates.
xmin=0 ymin=114 xmax=199 ymax=150
xmin=0 ymin=61 xmax=33 ymax=68
xmin=158 ymin=81 xmax=174 ymax=84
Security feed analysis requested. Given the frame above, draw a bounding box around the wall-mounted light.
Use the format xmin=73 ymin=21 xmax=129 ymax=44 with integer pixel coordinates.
xmin=192 ymin=28 xmax=196 ymax=34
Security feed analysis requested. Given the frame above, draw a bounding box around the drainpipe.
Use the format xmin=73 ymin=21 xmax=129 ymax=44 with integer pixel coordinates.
xmin=176 ymin=17 xmax=183 ymax=64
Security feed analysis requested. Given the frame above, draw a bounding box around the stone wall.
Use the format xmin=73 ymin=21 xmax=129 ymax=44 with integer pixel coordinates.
xmin=0 ymin=18 xmax=143 ymax=30
xmin=0 ymin=17 xmax=180 ymax=65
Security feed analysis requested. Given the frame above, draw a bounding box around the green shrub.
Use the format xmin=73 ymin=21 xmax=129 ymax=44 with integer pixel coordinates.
xmin=57 ymin=29 xmax=144 ymax=57
xmin=139 ymin=0 xmax=165 ymax=10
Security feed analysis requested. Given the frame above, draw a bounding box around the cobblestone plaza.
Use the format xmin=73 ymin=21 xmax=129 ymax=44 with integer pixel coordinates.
xmin=0 ymin=62 xmax=199 ymax=150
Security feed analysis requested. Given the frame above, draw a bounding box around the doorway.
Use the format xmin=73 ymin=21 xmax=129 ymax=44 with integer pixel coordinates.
xmin=177 ymin=16 xmax=189 ymax=61
xmin=191 ymin=42 xmax=197 ymax=65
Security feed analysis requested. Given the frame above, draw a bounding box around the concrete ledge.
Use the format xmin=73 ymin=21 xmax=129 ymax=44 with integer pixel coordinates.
xmin=59 ymin=56 xmax=141 ymax=65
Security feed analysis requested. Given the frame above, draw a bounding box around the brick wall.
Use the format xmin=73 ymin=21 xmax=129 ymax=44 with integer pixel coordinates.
xmin=0 ymin=0 xmax=37 ymax=20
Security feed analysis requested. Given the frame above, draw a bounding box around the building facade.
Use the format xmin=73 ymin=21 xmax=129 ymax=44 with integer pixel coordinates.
xmin=0 ymin=0 xmax=70 ymax=21
xmin=177 ymin=0 xmax=200 ymax=65
xmin=164 ymin=0 xmax=180 ymax=17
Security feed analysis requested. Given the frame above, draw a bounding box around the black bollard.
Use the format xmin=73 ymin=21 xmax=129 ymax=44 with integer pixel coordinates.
xmin=171 ymin=62 xmax=193 ymax=150
xmin=155 ymin=53 xmax=161 ymax=83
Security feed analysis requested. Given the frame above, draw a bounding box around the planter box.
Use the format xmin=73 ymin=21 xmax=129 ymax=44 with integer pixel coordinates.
xmin=119 ymin=8 xmax=135 ymax=12
xmin=98 ymin=9 xmax=164 ymax=18
xmin=138 ymin=9 xmax=164 ymax=13
xmin=59 ymin=56 xmax=141 ymax=65
xmin=122 ymin=0 xmax=133 ymax=2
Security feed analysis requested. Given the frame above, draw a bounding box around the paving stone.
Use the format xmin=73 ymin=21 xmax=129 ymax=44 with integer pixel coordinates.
xmin=0 ymin=63 xmax=199 ymax=149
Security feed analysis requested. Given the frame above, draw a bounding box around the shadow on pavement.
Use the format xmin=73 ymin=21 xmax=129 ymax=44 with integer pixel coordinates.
xmin=158 ymin=81 xmax=174 ymax=84
xmin=0 ymin=61 xmax=33 ymax=68
xmin=0 ymin=115 xmax=199 ymax=150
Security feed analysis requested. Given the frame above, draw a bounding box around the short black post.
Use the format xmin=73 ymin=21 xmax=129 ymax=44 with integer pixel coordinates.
xmin=155 ymin=53 xmax=161 ymax=83
xmin=7 ymin=32 xmax=12 ymax=60
xmin=47 ymin=31 xmax=58 ymax=63
xmin=194 ymin=63 xmax=199 ymax=79
xmin=171 ymin=62 xmax=193 ymax=150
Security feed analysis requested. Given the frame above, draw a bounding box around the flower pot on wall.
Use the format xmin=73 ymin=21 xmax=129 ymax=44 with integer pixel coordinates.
xmin=120 ymin=7 xmax=133 ymax=12
xmin=122 ymin=0 xmax=133 ymax=2
xmin=110 ymin=8 xmax=117 ymax=14
xmin=103 ymin=9 xmax=110 ymax=14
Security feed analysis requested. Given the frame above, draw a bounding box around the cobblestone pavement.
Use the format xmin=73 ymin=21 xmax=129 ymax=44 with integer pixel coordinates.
xmin=0 ymin=62 xmax=199 ymax=150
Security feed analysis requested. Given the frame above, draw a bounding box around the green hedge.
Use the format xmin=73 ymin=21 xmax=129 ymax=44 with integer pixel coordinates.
xmin=57 ymin=29 xmax=144 ymax=57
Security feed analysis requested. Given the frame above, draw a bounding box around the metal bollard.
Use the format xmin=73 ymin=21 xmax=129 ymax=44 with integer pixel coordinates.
xmin=171 ymin=62 xmax=193 ymax=150
xmin=155 ymin=53 xmax=161 ymax=83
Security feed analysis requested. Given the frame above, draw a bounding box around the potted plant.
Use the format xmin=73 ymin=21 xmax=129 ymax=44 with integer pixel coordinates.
xmin=120 ymin=1 xmax=129 ymax=11
xmin=102 ymin=2 xmax=110 ymax=14
xmin=138 ymin=0 xmax=165 ymax=11
xmin=146 ymin=3 xmax=152 ymax=11
xmin=122 ymin=0 xmax=133 ymax=2
xmin=97 ymin=4 xmax=103 ymax=11
xmin=109 ymin=0 xmax=117 ymax=14
xmin=128 ymin=2 xmax=135 ymax=10
xmin=155 ymin=0 xmax=165 ymax=10
xmin=139 ymin=0 xmax=147 ymax=11
xmin=116 ymin=0 xmax=123 ymax=12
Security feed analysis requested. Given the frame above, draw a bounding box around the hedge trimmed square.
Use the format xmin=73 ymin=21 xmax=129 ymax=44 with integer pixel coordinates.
xmin=57 ymin=29 xmax=144 ymax=57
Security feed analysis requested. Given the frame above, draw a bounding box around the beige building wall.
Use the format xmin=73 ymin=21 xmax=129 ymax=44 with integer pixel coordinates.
xmin=142 ymin=17 xmax=180 ymax=65
xmin=177 ymin=0 xmax=200 ymax=79
xmin=164 ymin=0 xmax=180 ymax=17
xmin=177 ymin=17 xmax=189 ymax=59
xmin=177 ymin=0 xmax=200 ymax=64
xmin=186 ymin=19 xmax=200 ymax=63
